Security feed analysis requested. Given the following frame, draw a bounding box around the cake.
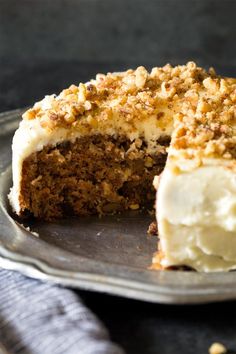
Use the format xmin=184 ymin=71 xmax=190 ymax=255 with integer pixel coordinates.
xmin=153 ymin=72 xmax=236 ymax=272
xmin=9 ymin=62 xmax=236 ymax=272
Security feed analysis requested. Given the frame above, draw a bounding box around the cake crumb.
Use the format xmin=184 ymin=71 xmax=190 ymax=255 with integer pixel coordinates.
xmin=209 ymin=342 xmax=227 ymax=354
xmin=22 ymin=225 xmax=39 ymax=238
xmin=129 ymin=203 xmax=139 ymax=210
xmin=147 ymin=221 xmax=158 ymax=236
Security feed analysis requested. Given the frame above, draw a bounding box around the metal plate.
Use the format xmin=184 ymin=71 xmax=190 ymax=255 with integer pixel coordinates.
xmin=2 ymin=109 xmax=236 ymax=304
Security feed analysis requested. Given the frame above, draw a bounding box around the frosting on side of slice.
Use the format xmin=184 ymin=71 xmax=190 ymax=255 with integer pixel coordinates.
xmin=155 ymin=160 xmax=236 ymax=271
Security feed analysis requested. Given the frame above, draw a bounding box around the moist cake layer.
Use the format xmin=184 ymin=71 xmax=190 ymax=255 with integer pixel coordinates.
xmin=20 ymin=135 xmax=169 ymax=220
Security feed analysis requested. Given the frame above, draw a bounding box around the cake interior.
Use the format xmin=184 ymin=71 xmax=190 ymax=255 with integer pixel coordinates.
xmin=20 ymin=134 xmax=170 ymax=220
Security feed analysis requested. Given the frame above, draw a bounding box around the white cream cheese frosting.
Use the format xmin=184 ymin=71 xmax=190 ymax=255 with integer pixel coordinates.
xmin=155 ymin=159 xmax=236 ymax=272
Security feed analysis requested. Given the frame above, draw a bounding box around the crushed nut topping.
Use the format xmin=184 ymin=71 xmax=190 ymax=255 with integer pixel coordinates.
xmin=22 ymin=62 xmax=236 ymax=159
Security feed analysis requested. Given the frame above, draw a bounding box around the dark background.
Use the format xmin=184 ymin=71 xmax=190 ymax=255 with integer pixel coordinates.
xmin=1 ymin=0 xmax=236 ymax=353
xmin=1 ymin=0 xmax=236 ymax=111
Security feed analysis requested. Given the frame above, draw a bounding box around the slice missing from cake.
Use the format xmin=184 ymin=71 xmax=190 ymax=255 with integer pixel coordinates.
xmin=9 ymin=62 xmax=236 ymax=272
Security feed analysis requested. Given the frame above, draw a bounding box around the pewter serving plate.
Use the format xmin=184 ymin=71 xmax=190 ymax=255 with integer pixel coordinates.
xmin=1 ymin=109 xmax=236 ymax=305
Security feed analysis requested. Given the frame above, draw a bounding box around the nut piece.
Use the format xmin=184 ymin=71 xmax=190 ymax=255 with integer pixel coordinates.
xmin=22 ymin=109 xmax=36 ymax=120
xmin=78 ymin=83 xmax=87 ymax=103
xmin=209 ymin=342 xmax=227 ymax=354
xmin=197 ymin=99 xmax=212 ymax=113
xmin=144 ymin=156 xmax=154 ymax=167
xmin=135 ymin=66 xmax=148 ymax=89
xmin=147 ymin=221 xmax=158 ymax=236
xmin=129 ymin=203 xmax=140 ymax=210
xmin=203 ymin=77 xmax=219 ymax=93
xmin=153 ymin=175 xmax=160 ymax=190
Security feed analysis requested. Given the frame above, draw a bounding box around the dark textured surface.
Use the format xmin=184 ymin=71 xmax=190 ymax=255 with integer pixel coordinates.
xmin=81 ymin=292 xmax=236 ymax=354
xmin=1 ymin=0 xmax=236 ymax=112
xmin=1 ymin=0 xmax=236 ymax=353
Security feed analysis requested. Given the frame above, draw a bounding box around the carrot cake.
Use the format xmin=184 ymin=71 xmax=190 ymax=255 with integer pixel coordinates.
xmin=9 ymin=62 xmax=236 ymax=272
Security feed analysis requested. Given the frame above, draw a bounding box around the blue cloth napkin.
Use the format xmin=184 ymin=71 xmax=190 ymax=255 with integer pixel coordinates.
xmin=0 ymin=269 xmax=124 ymax=354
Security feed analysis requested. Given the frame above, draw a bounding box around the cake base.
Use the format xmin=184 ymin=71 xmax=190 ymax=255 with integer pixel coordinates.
xmin=19 ymin=134 xmax=169 ymax=220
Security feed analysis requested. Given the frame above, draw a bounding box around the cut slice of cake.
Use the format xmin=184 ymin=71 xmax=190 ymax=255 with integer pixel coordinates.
xmin=9 ymin=62 xmax=236 ymax=272
xmin=153 ymin=76 xmax=236 ymax=272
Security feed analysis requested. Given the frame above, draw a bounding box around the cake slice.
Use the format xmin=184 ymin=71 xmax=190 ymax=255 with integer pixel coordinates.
xmin=9 ymin=62 xmax=236 ymax=272
xmin=153 ymin=76 xmax=236 ymax=271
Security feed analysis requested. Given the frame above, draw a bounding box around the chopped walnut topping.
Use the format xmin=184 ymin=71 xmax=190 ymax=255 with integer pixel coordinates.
xmin=22 ymin=62 xmax=236 ymax=160
xmin=135 ymin=66 xmax=148 ymax=89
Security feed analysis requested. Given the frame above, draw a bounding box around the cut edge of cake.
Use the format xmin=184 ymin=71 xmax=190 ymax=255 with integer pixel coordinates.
xmin=153 ymin=73 xmax=236 ymax=272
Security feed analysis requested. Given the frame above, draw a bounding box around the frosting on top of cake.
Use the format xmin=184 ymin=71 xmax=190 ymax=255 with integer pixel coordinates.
xmin=10 ymin=62 xmax=236 ymax=221
xmin=22 ymin=62 xmax=236 ymax=160
xmin=22 ymin=62 xmax=209 ymax=135
xmin=170 ymin=76 xmax=236 ymax=162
